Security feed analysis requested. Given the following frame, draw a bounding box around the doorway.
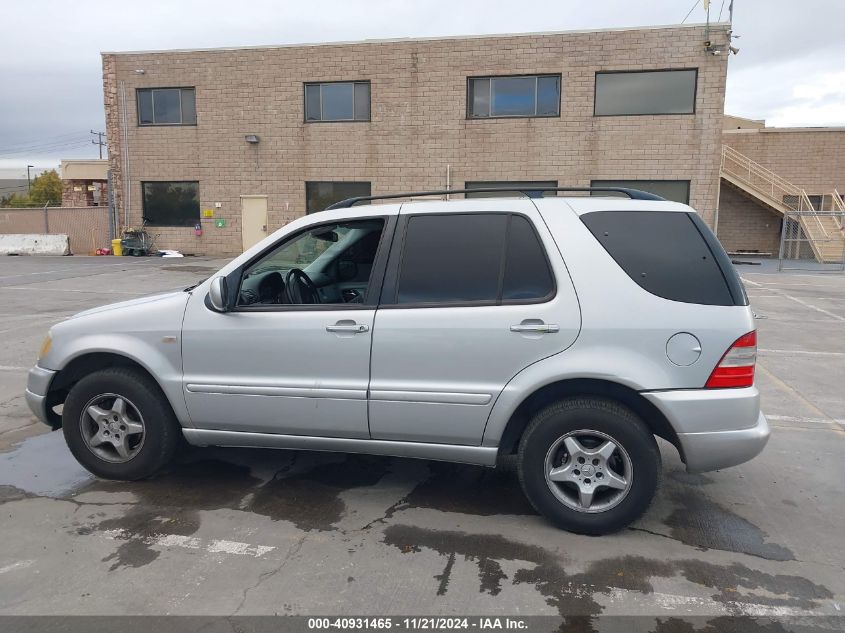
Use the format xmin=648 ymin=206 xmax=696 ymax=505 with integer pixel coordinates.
xmin=241 ymin=195 xmax=268 ymax=251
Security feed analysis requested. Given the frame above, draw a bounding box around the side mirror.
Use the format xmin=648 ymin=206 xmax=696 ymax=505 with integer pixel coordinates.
xmin=207 ymin=276 xmax=229 ymax=313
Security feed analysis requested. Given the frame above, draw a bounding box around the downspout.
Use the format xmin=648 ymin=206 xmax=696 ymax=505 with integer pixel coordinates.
xmin=446 ymin=164 xmax=451 ymax=200
xmin=120 ymin=81 xmax=131 ymax=229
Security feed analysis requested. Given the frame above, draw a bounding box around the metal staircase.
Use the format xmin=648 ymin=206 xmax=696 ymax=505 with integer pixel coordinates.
xmin=720 ymin=145 xmax=844 ymax=264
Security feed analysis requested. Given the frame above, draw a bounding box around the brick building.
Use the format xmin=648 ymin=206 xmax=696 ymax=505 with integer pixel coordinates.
xmin=717 ymin=119 xmax=845 ymax=257
xmin=60 ymin=159 xmax=108 ymax=207
xmin=102 ymin=23 xmax=730 ymax=256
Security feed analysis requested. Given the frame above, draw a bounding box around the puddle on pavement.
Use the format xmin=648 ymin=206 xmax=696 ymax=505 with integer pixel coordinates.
xmin=0 ymin=430 xmax=94 ymax=496
xmin=664 ymin=490 xmax=795 ymax=561
xmin=383 ymin=524 xmax=833 ymax=622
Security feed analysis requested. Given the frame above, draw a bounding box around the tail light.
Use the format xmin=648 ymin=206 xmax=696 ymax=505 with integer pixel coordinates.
xmin=705 ymin=331 xmax=757 ymax=389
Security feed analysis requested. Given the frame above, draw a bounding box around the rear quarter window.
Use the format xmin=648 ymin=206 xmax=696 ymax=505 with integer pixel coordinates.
xmin=581 ymin=210 xmax=746 ymax=306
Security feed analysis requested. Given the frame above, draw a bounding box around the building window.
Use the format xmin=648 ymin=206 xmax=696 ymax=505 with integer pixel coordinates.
xmin=590 ymin=180 xmax=690 ymax=204
xmin=305 ymin=181 xmax=371 ymax=213
xmin=594 ymin=70 xmax=697 ymax=116
xmin=465 ymin=181 xmax=558 ymax=198
xmin=305 ymin=82 xmax=371 ymax=122
xmin=468 ymin=75 xmax=560 ymax=118
xmin=137 ymin=88 xmax=197 ymax=125
xmin=783 ymin=194 xmax=823 ymax=210
xmin=141 ymin=181 xmax=200 ymax=227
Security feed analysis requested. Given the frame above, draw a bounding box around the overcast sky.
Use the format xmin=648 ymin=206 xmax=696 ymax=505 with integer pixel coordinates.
xmin=1 ymin=0 xmax=843 ymax=177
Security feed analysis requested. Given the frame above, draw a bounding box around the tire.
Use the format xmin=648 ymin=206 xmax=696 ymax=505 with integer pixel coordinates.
xmin=517 ymin=397 xmax=660 ymax=535
xmin=62 ymin=367 xmax=181 ymax=480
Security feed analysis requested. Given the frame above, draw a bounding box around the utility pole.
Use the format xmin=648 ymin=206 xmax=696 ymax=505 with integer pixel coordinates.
xmin=90 ymin=130 xmax=106 ymax=159
xmin=26 ymin=165 xmax=34 ymax=193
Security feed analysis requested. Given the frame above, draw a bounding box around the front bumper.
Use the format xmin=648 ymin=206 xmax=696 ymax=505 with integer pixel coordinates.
xmin=25 ymin=365 xmax=57 ymax=427
xmin=642 ymin=386 xmax=770 ymax=473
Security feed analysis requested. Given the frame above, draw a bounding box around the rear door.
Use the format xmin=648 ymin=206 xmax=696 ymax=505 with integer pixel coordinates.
xmin=368 ymin=200 xmax=581 ymax=445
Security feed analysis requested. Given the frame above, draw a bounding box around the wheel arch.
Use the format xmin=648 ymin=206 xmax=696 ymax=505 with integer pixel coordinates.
xmin=47 ymin=352 xmax=180 ymax=429
xmin=496 ymin=378 xmax=683 ymax=462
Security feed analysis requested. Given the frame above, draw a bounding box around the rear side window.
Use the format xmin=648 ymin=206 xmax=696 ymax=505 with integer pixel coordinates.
xmin=581 ymin=210 xmax=744 ymax=306
xmin=396 ymin=213 xmax=554 ymax=305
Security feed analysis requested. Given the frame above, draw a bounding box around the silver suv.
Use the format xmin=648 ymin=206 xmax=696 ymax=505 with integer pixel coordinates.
xmin=25 ymin=188 xmax=769 ymax=534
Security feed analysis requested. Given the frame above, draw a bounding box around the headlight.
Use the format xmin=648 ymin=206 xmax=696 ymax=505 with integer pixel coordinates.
xmin=37 ymin=333 xmax=52 ymax=360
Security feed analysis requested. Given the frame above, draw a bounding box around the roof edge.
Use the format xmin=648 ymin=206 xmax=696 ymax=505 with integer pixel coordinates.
xmin=101 ymin=21 xmax=728 ymax=56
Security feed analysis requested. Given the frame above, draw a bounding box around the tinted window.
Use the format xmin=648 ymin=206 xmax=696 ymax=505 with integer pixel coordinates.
xmin=468 ymin=75 xmax=560 ymax=118
xmin=142 ymin=181 xmax=199 ymax=227
xmin=465 ymin=181 xmax=558 ymax=199
xmin=305 ymin=181 xmax=371 ymax=213
xmin=305 ymin=82 xmax=370 ymax=121
xmin=581 ymin=210 xmax=735 ymax=306
xmin=594 ymin=70 xmax=696 ymax=116
xmin=591 ymin=180 xmax=690 ymax=204
xmin=502 ymin=215 xmax=554 ymax=300
xmin=137 ymin=88 xmax=196 ymax=125
xmin=398 ymin=214 xmax=508 ymax=304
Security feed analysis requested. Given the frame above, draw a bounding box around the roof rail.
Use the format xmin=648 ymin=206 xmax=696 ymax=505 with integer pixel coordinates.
xmin=325 ymin=186 xmax=665 ymax=210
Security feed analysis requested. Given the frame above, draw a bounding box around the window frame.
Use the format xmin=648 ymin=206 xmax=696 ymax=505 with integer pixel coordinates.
xmin=229 ymin=214 xmax=397 ymax=313
xmin=140 ymin=180 xmax=200 ymax=227
xmin=379 ymin=211 xmax=557 ymax=309
xmin=466 ymin=74 xmax=562 ymax=120
xmin=136 ymin=87 xmax=197 ymax=126
xmin=303 ymin=80 xmax=372 ymax=123
xmin=305 ymin=181 xmax=372 ymax=214
xmin=590 ymin=179 xmax=691 ymax=204
xmin=593 ymin=69 xmax=698 ymax=117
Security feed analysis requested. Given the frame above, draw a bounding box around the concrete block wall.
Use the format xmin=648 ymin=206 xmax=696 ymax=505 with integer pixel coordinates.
xmin=103 ymin=24 xmax=729 ymax=256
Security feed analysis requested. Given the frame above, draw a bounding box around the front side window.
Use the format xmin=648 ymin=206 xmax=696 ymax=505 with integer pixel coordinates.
xmin=305 ymin=82 xmax=371 ymax=121
xmin=141 ymin=181 xmax=199 ymax=227
xmin=396 ymin=213 xmax=554 ymax=305
xmin=591 ymin=180 xmax=690 ymax=204
xmin=238 ymin=219 xmax=385 ymax=307
xmin=306 ymin=181 xmax=371 ymax=214
xmin=594 ymin=70 xmax=697 ymax=116
xmin=465 ymin=181 xmax=558 ymax=198
xmin=137 ymin=88 xmax=196 ymax=125
xmin=468 ymin=75 xmax=560 ymax=118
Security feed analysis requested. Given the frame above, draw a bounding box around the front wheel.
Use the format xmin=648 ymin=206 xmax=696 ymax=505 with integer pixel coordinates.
xmin=62 ymin=367 xmax=181 ymax=480
xmin=517 ymin=397 xmax=660 ymax=535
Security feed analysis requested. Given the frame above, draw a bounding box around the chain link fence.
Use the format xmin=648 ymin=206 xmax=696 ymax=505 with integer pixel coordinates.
xmin=0 ymin=206 xmax=113 ymax=255
xmin=778 ymin=210 xmax=845 ymax=272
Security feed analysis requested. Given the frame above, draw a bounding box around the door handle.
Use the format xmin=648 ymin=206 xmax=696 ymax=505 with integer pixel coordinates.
xmin=510 ymin=322 xmax=560 ymax=333
xmin=326 ymin=322 xmax=369 ymax=334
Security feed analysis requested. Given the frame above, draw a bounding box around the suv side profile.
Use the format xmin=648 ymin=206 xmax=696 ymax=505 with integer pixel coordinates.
xmin=26 ymin=188 xmax=769 ymax=534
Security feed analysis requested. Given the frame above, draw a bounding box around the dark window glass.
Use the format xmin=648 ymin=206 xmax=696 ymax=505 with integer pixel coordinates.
xmin=137 ymin=88 xmax=196 ymax=125
xmin=581 ymin=210 xmax=735 ymax=305
xmin=465 ymin=181 xmax=558 ymax=199
xmin=783 ymin=194 xmax=823 ymax=210
xmin=595 ymin=70 xmax=697 ymax=116
xmin=141 ymin=181 xmax=200 ymax=227
xmin=398 ymin=214 xmax=508 ymax=304
xmin=304 ymin=82 xmax=370 ymax=121
xmin=502 ymin=215 xmax=554 ymax=301
xmin=468 ymin=75 xmax=560 ymax=118
xmin=590 ymin=180 xmax=690 ymax=204
xmin=305 ymin=181 xmax=371 ymax=213
xmin=138 ymin=90 xmax=154 ymax=124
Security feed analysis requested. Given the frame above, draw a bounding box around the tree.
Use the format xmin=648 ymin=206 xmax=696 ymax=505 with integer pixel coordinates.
xmin=28 ymin=170 xmax=62 ymax=206
xmin=1 ymin=192 xmax=32 ymax=208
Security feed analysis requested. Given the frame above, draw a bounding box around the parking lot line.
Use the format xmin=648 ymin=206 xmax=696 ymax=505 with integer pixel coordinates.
xmin=759 ymin=348 xmax=845 ymax=357
xmin=743 ymin=279 xmax=845 ymax=321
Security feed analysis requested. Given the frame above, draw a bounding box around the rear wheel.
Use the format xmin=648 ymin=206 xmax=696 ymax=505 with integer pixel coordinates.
xmin=62 ymin=367 xmax=180 ymax=480
xmin=517 ymin=397 xmax=660 ymax=534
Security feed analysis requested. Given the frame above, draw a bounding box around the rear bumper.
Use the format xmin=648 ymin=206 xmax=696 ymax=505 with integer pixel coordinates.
xmin=25 ymin=365 xmax=57 ymax=427
xmin=642 ymin=386 xmax=769 ymax=473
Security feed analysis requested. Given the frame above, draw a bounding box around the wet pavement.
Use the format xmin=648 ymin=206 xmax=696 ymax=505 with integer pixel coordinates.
xmin=0 ymin=257 xmax=844 ymax=628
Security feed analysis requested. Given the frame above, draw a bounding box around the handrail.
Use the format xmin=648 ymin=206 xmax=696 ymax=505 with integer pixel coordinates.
xmin=721 ymin=145 xmax=812 ymax=214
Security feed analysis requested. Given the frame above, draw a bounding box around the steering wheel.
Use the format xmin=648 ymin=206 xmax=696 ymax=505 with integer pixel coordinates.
xmin=284 ymin=268 xmax=321 ymax=304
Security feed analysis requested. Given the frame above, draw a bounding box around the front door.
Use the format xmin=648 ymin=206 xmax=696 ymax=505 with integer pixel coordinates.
xmin=368 ymin=205 xmax=581 ymax=445
xmin=241 ymin=195 xmax=268 ymax=251
xmin=182 ymin=215 xmax=391 ymax=438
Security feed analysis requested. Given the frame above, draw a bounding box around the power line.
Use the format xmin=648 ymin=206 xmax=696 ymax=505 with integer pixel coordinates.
xmin=0 ymin=138 xmax=91 ymax=155
xmin=717 ymin=0 xmax=727 ymax=21
xmin=90 ymin=130 xmax=107 ymax=159
xmin=681 ymin=0 xmax=701 ymax=24
xmin=0 ymin=131 xmax=92 ymax=151
xmin=0 ymin=141 xmax=93 ymax=158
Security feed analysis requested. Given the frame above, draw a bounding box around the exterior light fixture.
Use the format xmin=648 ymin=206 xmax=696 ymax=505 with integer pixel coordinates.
xmin=245 ymin=134 xmax=260 ymax=144
xmin=134 ymin=69 xmax=145 ymax=74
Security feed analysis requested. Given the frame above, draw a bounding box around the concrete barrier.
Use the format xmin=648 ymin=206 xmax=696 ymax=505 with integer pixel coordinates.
xmin=0 ymin=234 xmax=70 ymax=256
